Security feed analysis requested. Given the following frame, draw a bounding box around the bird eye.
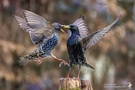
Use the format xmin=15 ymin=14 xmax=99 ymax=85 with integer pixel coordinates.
xmin=70 ymin=25 xmax=74 ymax=28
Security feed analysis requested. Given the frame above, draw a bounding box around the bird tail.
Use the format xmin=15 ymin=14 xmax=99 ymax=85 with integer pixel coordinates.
xmin=18 ymin=52 xmax=38 ymax=66
xmin=83 ymin=63 xmax=95 ymax=69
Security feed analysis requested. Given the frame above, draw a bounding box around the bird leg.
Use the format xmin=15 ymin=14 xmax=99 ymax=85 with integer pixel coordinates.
xmin=36 ymin=53 xmax=43 ymax=64
xmin=51 ymin=53 xmax=69 ymax=67
xmin=66 ymin=69 xmax=72 ymax=78
xmin=77 ymin=65 xmax=81 ymax=78
xmin=54 ymin=57 xmax=69 ymax=67
xmin=77 ymin=70 xmax=81 ymax=79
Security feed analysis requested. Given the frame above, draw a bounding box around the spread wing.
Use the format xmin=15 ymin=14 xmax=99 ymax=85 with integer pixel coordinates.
xmin=13 ymin=15 xmax=46 ymax=45
xmin=73 ymin=15 xmax=89 ymax=38
xmin=12 ymin=15 xmax=30 ymax=32
xmin=81 ymin=15 xmax=120 ymax=52
xmin=13 ymin=10 xmax=54 ymax=45
xmin=22 ymin=10 xmax=54 ymax=37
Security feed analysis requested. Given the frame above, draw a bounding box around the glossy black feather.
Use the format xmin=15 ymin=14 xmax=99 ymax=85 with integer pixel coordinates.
xmin=67 ymin=28 xmax=94 ymax=69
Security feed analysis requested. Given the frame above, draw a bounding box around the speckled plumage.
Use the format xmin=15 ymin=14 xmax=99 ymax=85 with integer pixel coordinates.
xmin=67 ymin=38 xmax=87 ymax=67
xmin=40 ymin=32 xmax=58 ymax=57
xmin=63 ymin=15 xmax=120 ymax=77
xmin=13 ymin=10 xmax=68 ymax=66
xmin=67 ymin=26 xmax=94 ymax=69
xmin=18 ymin=23 xmax=61 ymax=66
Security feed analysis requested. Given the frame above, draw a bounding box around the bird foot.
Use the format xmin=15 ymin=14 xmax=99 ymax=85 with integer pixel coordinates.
xmin=51 ymin=54 xmax=69 ymax=67
xmin=59 ymin=60 xmax=69 ymax=67
xmin=66 ymin=70 xmax=71 ymax=78
xmin=36 ymin=54 xmax=43 ymax=65
xmin=66 ymin=75 xmax=70 ymax=78
xmin=77 ymin=71 xmax=80 ymax=79
xmin=73 ymin=77 xmax=80 ymax=80
xmin=37 ymin=59 xmax=43 ymax=65
xmin=34 ymin=59 xmax=43 ymax=64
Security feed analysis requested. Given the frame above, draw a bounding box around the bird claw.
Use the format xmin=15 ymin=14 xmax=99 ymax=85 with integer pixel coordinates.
xmin=66 ymin=76 xmax=70 ymax=78
xmin=37 ymin=59 xmax=43 ymax=65
xmin=36 ymin=54 xmax=43 ymax=65
xmin=73 ymin=77 xmax=80 ymax=80
xmin=34 ymin=59 xmax=42 ymax=65
xmin=59 ymin=60 xmax=69 ymax=67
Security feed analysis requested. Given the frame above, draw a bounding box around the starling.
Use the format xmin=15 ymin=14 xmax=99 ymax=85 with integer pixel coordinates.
xmin=13 ymin=10 xmax=68 ymax=66
xmin=62 ymin=15 xmax=120 ymax=78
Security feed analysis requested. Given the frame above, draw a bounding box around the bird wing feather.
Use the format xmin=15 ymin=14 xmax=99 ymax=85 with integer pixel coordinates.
xmin=12 ymin=15 xmax=30 ymax=32
xmin=22 ymin=10 xmax=54 ymax=38
xmin=13 ymin=15 xmax=46 ymax=45
xmin=13 ymin=10 xmax=55 ymax=45
xmin=73 ymin=15 xmax=89 ymax=38
xmin=81 ymin=15 xmax=120 ymax=52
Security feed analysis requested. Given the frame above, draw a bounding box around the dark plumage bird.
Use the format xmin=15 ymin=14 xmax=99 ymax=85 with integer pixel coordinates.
xmin=13 ymin=10 xmax=68 ymax=66
xmin=62 ymin=15 xmax=120 ymax=78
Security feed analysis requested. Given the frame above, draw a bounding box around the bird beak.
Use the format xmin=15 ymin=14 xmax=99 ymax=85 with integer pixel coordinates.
xmin=61 ymin=25 xmax=70 ymax=29
xmin=60 ymin=29 xmax=65 ymax=32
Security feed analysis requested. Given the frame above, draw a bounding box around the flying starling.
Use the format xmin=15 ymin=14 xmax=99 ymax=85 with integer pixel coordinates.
xmin=13 ymin=10 xmax=69 ymax=66
xmin=62 ymin=15 xmax=120 ymax=78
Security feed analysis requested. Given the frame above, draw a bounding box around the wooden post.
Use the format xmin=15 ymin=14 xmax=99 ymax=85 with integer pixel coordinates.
xmin=59 ymin=78 xmax=93 ymax=90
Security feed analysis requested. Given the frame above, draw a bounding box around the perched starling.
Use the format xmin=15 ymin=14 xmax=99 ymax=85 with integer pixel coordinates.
xmin=13 ymin=10 xmax=68 ymax=66
xmin=62 ymin=15 xmax=120 ymax=78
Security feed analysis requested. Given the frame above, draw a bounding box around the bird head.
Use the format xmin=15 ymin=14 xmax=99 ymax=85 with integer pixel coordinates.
xmin=52 ymin=22 xmax=64 ymax=32
xmin=61 ymin=24 xmax=80 ymax=35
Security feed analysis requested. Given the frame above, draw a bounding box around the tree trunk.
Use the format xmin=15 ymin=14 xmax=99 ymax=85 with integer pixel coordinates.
xmin=59 ymin=78 xmax=93 ymax=90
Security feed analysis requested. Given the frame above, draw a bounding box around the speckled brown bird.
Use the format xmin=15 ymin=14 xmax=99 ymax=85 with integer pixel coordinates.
xmin=13 ymin=10 xmax=69 ymax=66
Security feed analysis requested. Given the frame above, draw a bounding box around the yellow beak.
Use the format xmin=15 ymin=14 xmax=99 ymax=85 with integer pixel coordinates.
xmin=61 ymin=25 xmax=70 ymax=29
xmin=60 ymin=29 xmax=65 ymax=32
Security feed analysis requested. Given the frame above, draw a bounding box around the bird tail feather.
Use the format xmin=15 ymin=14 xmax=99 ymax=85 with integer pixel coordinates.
xmin=18 ymin=52 xmax=38 ymax=66
xmin=83 ymin=63 xmax=95 ymax=69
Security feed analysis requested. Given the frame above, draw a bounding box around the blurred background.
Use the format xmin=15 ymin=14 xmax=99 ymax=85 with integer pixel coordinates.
xmin=0 ymin=0 xmax=135 ymax=90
